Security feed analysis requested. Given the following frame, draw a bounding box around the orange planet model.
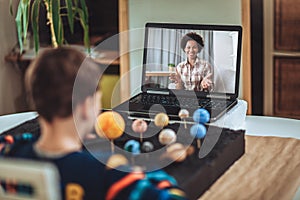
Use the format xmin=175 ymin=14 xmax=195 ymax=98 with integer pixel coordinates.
xmin=95 ymin=111 xmax=125 ymax=139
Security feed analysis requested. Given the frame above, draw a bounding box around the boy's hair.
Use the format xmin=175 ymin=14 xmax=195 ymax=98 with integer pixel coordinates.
xmin=25 ymin=47 xmax=102 ymax=122
xmin=180 ymin=32 xmax=204 ymax=52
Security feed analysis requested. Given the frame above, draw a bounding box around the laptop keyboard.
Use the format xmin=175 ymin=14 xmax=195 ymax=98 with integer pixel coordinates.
xmin=130 ymin=94 xmax=230 ymax=110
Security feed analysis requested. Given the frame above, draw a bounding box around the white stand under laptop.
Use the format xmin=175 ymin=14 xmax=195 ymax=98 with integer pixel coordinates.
xmin=210 ymin=99 xmax=247 ymax=130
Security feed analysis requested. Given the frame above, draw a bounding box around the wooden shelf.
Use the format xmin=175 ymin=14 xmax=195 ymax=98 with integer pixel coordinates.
xmin=5 ymin=47 xmax=120 ymax=74
xmin=145 ymin=71 xmax=170 ymax=77
xmin=92 ymin=50 xmax=120 ymax=66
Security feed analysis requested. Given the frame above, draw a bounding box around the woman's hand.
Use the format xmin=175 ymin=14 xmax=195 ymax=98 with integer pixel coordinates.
xmin=201 ymin=73 xmax=212 ymax=89
xmin=169 ymin=72 xmax=183 ymax=89
xmin=169 ymin=72 xmax=180 ymax=84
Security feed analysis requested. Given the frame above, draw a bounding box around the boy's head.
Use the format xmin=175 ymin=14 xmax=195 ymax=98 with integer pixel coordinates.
xmin=25 ymin=47 xmax=102 ymax=123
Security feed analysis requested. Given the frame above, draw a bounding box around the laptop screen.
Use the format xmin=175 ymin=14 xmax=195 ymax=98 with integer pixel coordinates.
xmin=142 ymin=23 xmax=242 ymax=98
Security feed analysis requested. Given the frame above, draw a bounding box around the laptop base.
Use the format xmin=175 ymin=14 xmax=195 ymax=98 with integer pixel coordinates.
xmin=113 ymin=93 xmax=238 ymax=122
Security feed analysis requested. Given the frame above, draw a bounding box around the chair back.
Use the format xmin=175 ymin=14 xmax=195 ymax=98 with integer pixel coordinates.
xmin=0 ymin=158 xmax=61 ymax=200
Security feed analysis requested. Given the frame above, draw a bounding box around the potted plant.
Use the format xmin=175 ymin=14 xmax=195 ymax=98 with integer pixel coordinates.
xmin=9 ymin=0 xmax=90 ymax=54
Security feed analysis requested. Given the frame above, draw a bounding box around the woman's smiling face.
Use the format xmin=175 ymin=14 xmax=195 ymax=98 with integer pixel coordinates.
xmin=184 ymin=40 xmax=199 ymax=61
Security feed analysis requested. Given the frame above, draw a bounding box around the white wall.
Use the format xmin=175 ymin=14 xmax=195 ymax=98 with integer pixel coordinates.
xmin=128 ymin=0 xmax=242 ymax=96
xmin=0 ymin=0 xmax=25 ymax=115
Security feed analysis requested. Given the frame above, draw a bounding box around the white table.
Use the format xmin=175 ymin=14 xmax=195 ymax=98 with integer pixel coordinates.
xmin=245 ymin=115 xmax=300 ymax=140
xmin=0 ymin=111 xmax=38 ymax=133
xmin=1 ymin=111 xmax=299 ymax=199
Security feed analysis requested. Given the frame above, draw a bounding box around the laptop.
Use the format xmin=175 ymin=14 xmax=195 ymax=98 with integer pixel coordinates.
xmin=113 ymin=22 xmax=242 ymax=122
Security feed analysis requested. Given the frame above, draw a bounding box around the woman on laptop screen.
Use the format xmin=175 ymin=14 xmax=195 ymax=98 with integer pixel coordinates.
xmin=170 ymin=32 xmax=213 ymax=92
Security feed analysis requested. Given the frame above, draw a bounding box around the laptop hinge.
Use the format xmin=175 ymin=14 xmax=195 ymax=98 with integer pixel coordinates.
xmin=147 ymin=90 xmax=170 ymax=95
xmin=206 ymin=94 xmax=231 ymax=100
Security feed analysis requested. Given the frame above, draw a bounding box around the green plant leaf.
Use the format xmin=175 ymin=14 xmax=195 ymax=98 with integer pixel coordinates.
xmin=79 ymin=0 xmax=88 ymax=23
xmin=77 ymin=1 xmax=90 ymax=53
xmin=31 ymin=0 xmax=41 ymax=54
xmin=51 ymin=0 xmax=61 ymax=46
xmin=58 ymin=16 xmax=64 ymax=45
xmin=14 ymin=0 xmax=90 ymax=53
xmin=15 ymin=3 xmax=24 ymax=52
xmin=21 ymin=0 xmax=30 ymax=46
xmin=77 ymin=8 xmax=90 ymax=53
xmin=9 ymin=0 xmax=14 ymax=15
xmin=65 ymin=0 xmax=74 ymax=34
xmin=15 ymin=0 xmax=30 ymax=53
xmin=72 ymin=0 xmax=80 ymax=24
xmin=82 ymin=23 xmax=90 ymax=53
xmin=71 ymin=0 xmax=90 ymax=52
